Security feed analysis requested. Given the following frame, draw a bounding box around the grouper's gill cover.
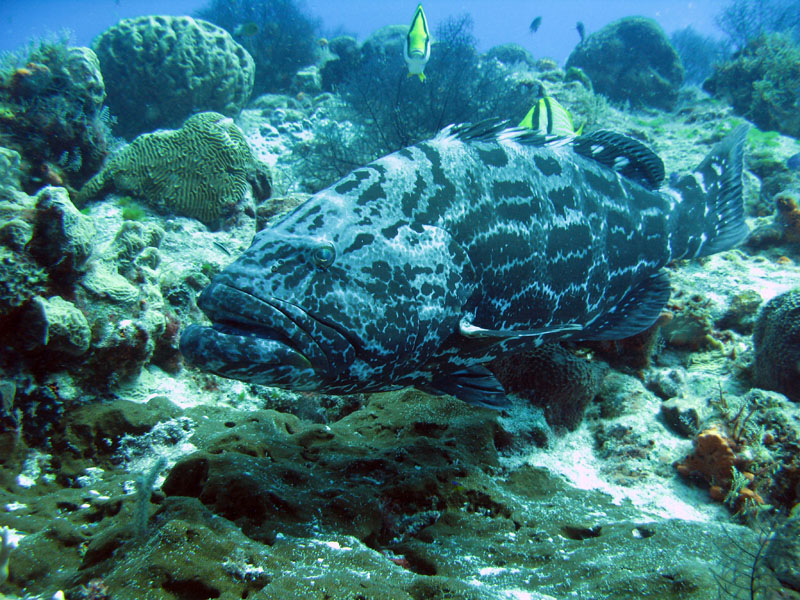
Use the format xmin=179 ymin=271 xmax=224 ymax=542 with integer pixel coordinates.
xmin=180 ymin=121 xmax=749 ymax=407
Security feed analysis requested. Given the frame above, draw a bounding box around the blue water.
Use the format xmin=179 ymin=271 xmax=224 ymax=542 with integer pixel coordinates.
xmin=0 ymin=0 xmax=727 ymax=64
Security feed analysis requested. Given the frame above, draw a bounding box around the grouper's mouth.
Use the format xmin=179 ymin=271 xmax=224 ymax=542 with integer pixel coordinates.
xmin=179 ymin=282 xmax=356 ymax=387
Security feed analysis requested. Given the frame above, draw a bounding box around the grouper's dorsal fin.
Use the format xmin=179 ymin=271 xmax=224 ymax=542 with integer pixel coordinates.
xmin=447 ymin=118 xmax=572 ymax=147
xmin=573 ymin=130 xmax=665 ymax=190
xmin=449 ymin=118 xmax=513 ymax=143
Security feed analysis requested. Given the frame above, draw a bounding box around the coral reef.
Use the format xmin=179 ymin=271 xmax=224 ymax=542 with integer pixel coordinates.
xmin=753 ymin=288 xmax=800 ymax=402
xmin=0 ymin=37 xmax=110 ymax=191
xmin=195 ymin=0 xmax=320 ymax=96
xmin=93 ymin=15 xmax=255 ymax=138
xmin=703 ymin=33 xmax=800 ymax=139
xmin=76 ymin=112 xmax=269 ymax=228
xmin=565 ymin=17 xmax=684 ymax=110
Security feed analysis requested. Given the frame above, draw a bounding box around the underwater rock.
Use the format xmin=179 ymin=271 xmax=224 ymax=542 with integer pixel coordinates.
xmin=483 ymin=43 xmax=537 ymax=69
xmin=716 ymin=289 xmax=763 ymax=335
xmin=491 ymin=344 xmax=606 ymax=431
xmin=753 ymin=288 xmax=800 ymax=402
xmin=360 ymin=24 xmax=407 ymax=63
xmin=20 ymin=295 xmax=90 ymax=356
xmin=76 ymin=112 xmax=268 ymax=228
xmin=646 ymin=367 xmax=688 ymax=401
xmin=320 ymin=35 xmax=360 ymax=91
xmin=51 ymin=397 xmax=181 ymax=473
xmin=93 ymin=15 xmax=254 ymax=138
xmin=0 ymin=246 xmax=47 ymax=321
xmin=79 ymin=261 xmax=139 ymax=305
xmin=85 ymin=312 xmax=164 ymax=387
xmin=704 ymin=33 xmax=800 ymax=139
xmin=662 ymin=293 xmax=719 ymax=350
xmin=766 ymin=506 xmax=800 ymax=591
xmin=290 ymin=65 xmax=322 ymax=95
xmin=27 ymin=186 xmax=95 ymax=283
xmin=0 ymin=43 xmax=109 ymax=191
xmin=0 ymin=146 xmax=24 ymax=200
xmin=565 ymin=16 xmax=684 ymax=110
xmin=163 ymin=390 xmax=502 ymax=544
xmin=659 ymin=397 xmax=700 ymax=438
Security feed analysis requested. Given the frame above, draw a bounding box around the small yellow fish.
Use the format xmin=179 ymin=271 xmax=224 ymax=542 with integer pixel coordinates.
xmin=404 ymin=4 xmax=431 ymax=82
xmin=519 ymin=84 xmax=582 ymax=136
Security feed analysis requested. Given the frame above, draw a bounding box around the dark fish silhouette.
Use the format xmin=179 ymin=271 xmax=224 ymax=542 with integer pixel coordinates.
xmin=577 ymin=21 xmax=586 ymax=43
xmin=529 ymin=16 xmax=542 ymax=33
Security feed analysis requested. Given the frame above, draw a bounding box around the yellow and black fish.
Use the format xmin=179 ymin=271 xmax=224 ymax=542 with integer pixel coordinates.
xmin=519 ymin=84 xmax=582 ymax=136
xmin=404 ymin=3 xmax=431 ymax=82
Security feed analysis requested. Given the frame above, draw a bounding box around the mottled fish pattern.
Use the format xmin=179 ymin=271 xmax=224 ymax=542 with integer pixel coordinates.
xmin=180 ymin=121 xmax=748 ymax=406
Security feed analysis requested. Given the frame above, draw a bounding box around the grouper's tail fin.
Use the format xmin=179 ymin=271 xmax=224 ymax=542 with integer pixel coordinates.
xmin=669 ymin=124 xmax=749 ymax=260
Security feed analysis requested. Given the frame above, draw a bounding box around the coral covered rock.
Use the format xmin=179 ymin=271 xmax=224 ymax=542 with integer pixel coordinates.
xmin=491 ymin=344 xmax=606 ymax=431
xmin=27 ymin=186 xmax=95 ymax=282
xmin=0 ymin=246 xmax=46 ymax=320
xmin=93 ymin=15 xmax=255 ymax=137
xmin=19 ymin=295 xmax=91 ymax=356
xmin=565 ymin=17 xmax=684 ymax=110
xmin=704 ymin=33 xmax=800 ymax=139
xmin=0 ymin=40 xmax=110 ymax=190
xmin=76 ymin=112 xmax=268 ymax=227
xmin=753 ymin=289 xmax=800 ymax=402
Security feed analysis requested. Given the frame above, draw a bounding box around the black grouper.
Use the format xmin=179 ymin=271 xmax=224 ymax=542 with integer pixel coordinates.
xmin=180 ymin=121 xmax=749 ymax=407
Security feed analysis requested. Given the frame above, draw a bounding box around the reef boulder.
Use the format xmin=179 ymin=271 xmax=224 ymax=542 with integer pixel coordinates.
xmin=0 ymin=42 xmax=109 ymax=190
xmin=93 ymin=15 xmax=255 ymax=138
xmin=565 ymin=17 xmax=684 ymax=110
xmin=753 ymin=289 xmax=800 ymax=402
xmin=703 ymin=33 xmax=800 ymax=139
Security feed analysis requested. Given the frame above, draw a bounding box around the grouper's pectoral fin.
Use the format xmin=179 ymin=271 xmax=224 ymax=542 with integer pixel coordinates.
xmin=459 ymin=319 xmax=583 ymax=341
xmin=422 ymin=365 xmax=510 ymax=410
xmin=582 ymin=271 xmax=672 ymax=340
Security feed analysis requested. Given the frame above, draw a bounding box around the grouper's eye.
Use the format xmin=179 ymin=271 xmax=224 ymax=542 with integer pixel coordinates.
xmin=312 ymin=242 xmax=336 ymax=269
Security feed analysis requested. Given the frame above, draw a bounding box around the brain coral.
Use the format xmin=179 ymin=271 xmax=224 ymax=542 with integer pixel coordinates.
xmin=753 ymin=289 xmax=800 ymax=402
xmin=93 ymin=15 xmax=255 ymax=138
xmin=76 ymin=112 xmax=268 ymax=227
xmin=565 ymin=16 xmax=684 ymax=110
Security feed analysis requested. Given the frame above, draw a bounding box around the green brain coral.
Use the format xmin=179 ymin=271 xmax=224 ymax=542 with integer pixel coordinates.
xmin=76 ymin=112 xmax=269 ymax=227
xmin=94 ymin=15 xmax=255 ymax=138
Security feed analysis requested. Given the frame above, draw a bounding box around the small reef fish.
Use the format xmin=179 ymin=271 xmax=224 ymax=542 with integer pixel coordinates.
xmin=529 ymin=16 xmax=543 ymax=33
xmin=233 ymin=22 xmax=259 ymax=38
xmin=576 ymin=21 xmax=586 ymax=43
xmin=519 ymin=84 xmax=583 ymax=136
xmin=181 ymin=121 xmax=749 ymax=408
xmin=404 ymin=3 xmax=431 ymax=82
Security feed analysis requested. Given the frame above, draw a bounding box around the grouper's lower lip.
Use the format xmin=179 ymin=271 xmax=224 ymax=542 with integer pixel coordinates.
xmin=180 ymin=324 xmax=318 ymax=387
